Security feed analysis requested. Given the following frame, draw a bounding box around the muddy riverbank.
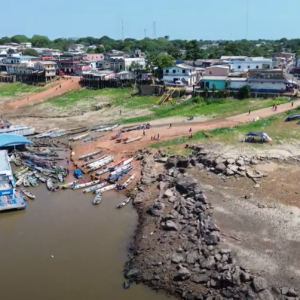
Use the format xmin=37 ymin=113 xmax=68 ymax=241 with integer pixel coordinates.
xmin=124 ymin=149 xmax=299 ymax=299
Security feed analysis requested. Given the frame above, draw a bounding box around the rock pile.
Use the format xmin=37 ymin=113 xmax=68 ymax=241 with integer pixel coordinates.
xmin=124 ymin=151 xmax=298 ymax=300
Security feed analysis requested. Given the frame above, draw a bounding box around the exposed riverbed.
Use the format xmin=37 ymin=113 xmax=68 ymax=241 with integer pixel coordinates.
xmin=0 ymin=185 xmax=174 ymax=300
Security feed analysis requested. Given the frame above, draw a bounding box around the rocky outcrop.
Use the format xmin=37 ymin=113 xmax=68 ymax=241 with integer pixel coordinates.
xmin=125 ymin=150 xmax=299 ymax=300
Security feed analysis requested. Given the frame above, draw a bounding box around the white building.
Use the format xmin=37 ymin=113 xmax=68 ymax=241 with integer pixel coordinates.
xmin=162 ymin=64 xmax=199 ymax=86
xmin=109 ymin=57 xmax=146 ymax=72
xmin=20 ymin=42 xmax=32 ymax=49
xmin=228 ymin=57 xmax=273 ymax=73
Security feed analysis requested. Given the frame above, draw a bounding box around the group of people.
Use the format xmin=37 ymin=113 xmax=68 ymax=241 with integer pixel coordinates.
xmin=151 ymin=134 xmax=160 ymax=140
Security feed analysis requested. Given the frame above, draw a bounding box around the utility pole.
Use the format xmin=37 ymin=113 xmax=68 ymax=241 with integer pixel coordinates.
xmin=246 ymin=0 xmax=249 ymax=39
xmin=144 ymin=29 xmax=147 ymax=38
xmin=153 ymin=22 xmax=156 ymax=39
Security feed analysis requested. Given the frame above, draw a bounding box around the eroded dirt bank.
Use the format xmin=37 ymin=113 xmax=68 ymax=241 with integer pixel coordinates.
xmin=124 ymin=147 xmax=299 ymax=300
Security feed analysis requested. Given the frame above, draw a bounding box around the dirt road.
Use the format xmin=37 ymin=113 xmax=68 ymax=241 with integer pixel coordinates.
xmin=4 ymin=77 xmax=81 ymax=110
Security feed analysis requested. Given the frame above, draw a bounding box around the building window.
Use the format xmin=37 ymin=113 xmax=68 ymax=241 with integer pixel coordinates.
xmin=182 ymin=70 xmax=186 ymax=74
xmin=256 ymin=66 xmax=259 ymax=69
xmin=166 ymin=70 xmax=169 ymax=73
xmin=247 ymin=66 xmax=250 ymax=69
xmin=238 ymin=66 xmax=241 ymax=69
xmin=173 ymin=70 xmax=176 ymax=73
xmin=209 ymin=71 xmax=212 ymax=75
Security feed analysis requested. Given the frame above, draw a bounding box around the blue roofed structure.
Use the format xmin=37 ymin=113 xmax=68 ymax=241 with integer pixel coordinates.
xmin=0 ymin=134 xmax=33 ymax=148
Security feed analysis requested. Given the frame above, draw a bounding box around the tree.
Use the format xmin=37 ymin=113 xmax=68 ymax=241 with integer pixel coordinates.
xmin=153 ymin=54 xmax=174 ymax=69
xmin=237 ymin=85 xmax=251 ymax=100
xmin=11 ymin=35 xmax=28 ymax=44
xmin=31 ymin=35 xmax=51 ymax=48
xmin=129 ymin=62 xmax=143 ymax=71
xmin=23 ymin=49 xmax=39 ymax=56
xmin=185 ymin=40 xmax=202 ymax=61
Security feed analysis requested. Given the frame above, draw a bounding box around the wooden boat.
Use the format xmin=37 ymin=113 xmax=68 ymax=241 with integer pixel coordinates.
xmin=27 ymin=175 xmax=38 ymax=187
xmin=57 ymin=173 xmax=64 ymax=183
xmin=39 ymin=176 xmax=46 ymax=183
xmin=34 ymin=128 xmax=59 ymax=138
xmin=49 ymin=129 xmax=67 ymax=138
xmin=16 ymin=177 xmax=24 ymax=186
xmin=116 ymin=173 xmax=136 ymax=190
xmin=21 ymin=189 xmax=35 ymax=200
xmin=58 ymin=181 xmax=77 ymax=189
xmin=92 ymin=192 xmax=103 ymax=205
xmin=124 ymin=136 xmax=142 ymax=144
xmin=72 ymin=180 xmax=100 ymax=190
xmin=83 ymin=134 xmax=104 ymax=142
xmin=107 ymin=165 xmax=132 ymax=182
xmin=95 ymin=184 xmax=116 ymax=194
xmin=86 ymin=155 xmax=108 ymax=168
xmin=14 ymin=159 xmax=22 ymax=166
xmin=95 ymin=124 xmax=119 ymax=132
xmin=83 ymin=182 xmax=106 ymax=193
xmin=96 ymin=158 xmax=126 ymax=176
xmin=109 ymin=158 xmax=133 ymax=174
xmin=69 ymin=133 xmax=89 ymax=141
xmin=23 ymin=177 xmax=30 ymax=187
xmin=47 ymin=178 xmax=54 ymax=191
xmin=77 ymin=150 xmax=103 ymax=160
xmin=110 ymin=164 xmax=132 ymax=176
xmin=87 ymin=157 xmax=114 ymax=172
xmin=117 ymin=198 xmax=130 ymax=208
xmin=15 ymin=167 xmax=29 ymax=178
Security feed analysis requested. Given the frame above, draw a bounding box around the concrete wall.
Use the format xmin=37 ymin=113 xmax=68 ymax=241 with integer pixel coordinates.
xmin=203 ymin=79 xmax=226 ymax=89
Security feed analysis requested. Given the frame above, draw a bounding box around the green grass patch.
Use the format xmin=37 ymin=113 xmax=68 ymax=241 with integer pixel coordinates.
xmin=0 ymin=82 xmax=44 ymax=98
xmin=151 ymin=112 xmax=298 ymax=149
xmin=47 ymin=87 xmax=159 ymax=109
xmin=122 ymin=96 xmax=291 ymax=123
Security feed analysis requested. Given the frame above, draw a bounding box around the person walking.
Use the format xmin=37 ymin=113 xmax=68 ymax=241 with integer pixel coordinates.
xmin=143 ymin=130 xmax=145 ymax=136
xmin=189 ymin=128 xmax=192 ymax=133
xmin=169 ymin=123 xmax=172 ymax=128
xmin=248 ymin=110 xmax=251 ymax=115
xmin=292 ymin=101 xmax=294 ymax=107
xmin=157 ymin=134 xmax=160 ymax=140
xmin=120 ymin=110 xmax=122 ymax=116
xmin=67 ymin=160 xmax=69 ymax=165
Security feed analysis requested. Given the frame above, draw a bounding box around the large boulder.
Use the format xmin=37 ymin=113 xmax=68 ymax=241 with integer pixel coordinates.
xmin=215 ymin=163 xmax=226 ymax=173
xmin=253 ymin=277 xmax=268 ymax=292
xmin=164 ymin=220 xmax=179 ymax=231
xmin=176 ymin=177 xmax=198 ymax=194
xmin=176 ymin=266 xmax=191 ymax=281
xmin=166 ymin=156 xmax=178 ymax=169
xmin=200 ymin=256 xmax=216 ymax=270
xmin=125 ymin=268 xmax=140 ymax=279
xmin=177 ymin=157 xmax=190 ymax=168
xmin=186 ymin=250 xmax=200 ymax=264
xmin=171 ymin=253 xmax=185 ymax=263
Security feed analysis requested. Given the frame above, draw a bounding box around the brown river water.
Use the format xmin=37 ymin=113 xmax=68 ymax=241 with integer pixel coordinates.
xmin=0 ymin=185 xmax=174 ymax=300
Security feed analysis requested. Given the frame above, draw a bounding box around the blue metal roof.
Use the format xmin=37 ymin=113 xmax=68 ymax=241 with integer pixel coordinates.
xmin=0 ymin=134 xmax=33 ymax=148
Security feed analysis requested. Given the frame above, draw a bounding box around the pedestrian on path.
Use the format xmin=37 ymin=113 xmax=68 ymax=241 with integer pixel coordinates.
xmin=189 ymin=128 xmax=192 ymax=133
xmin=143 ymin=130 xmax=146 ymax=136
xmin=169 ymin=123 xmax=172 ymax=128
xmin=120 ymin=110 xmax=122 ymax=116
xmin=248 ymin=110 xmax=251 ymax=115
xmin=157 ymin=134 xmax=160 ymax=140
xmin=67 ymin=160 xmax=69 ymax=164
xmin=291 ymin=101 xmax=294 ymax=107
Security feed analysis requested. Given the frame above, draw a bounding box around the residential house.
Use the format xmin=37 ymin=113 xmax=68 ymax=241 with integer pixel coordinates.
xmin=228 ymin=69 xmax=291 ymax=93
xmin=227 ymin=57 xmax=273 ymax=73
xmin=81 ymin=70 xmax=116 ymax=81
xmin=83 ymin=53 xmax=104 ymax=61
xmin=201 ymin=65 xmax=230 ymax=90
xmin=204 ymin=65 xmax=230 ymax=76
xmin=108 ymin=57 xmax=146 ymax=72
xmin=96 ymin=60 xmax=110 ymax=70
xmin=20 ymin=42 xmax=32 ymax=49
xmin=116 ymin=71 xmax=135 ymax=80
xmin=162 ymin=64 xmax=200 ymax=86
xmin=54 ymin=53 xmax=83 ymax=73
xmin=274 ymin=52 xmax=295 ymax=60
xmin=74 ymin=63 xmax=91 ymax=76
xmin=34 ymin=61 xmax=57 ymax=81
xmin=67 ymin=44 xmax=85 ymax=52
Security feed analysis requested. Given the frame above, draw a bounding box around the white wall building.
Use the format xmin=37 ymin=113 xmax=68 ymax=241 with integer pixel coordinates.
xmin=109 ymin=57 xmax=146 ymax=72
xmin=228 ymin=57 xmax=273 ymax=73
xmin=20 ymin=42 xmax=32 ymax=49
xmin=162 ymin=64 xmax=199 ymax=86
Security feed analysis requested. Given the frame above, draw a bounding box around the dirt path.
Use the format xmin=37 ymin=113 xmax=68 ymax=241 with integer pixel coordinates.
xmin=4 ymin=77 xmax=81 ymax=110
